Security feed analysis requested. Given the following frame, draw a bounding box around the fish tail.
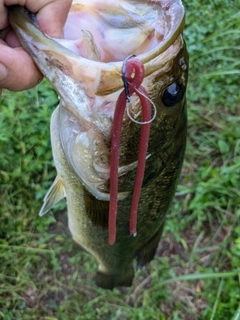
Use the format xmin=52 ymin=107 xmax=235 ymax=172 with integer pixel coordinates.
xmin=95 ymin=267 xmax=134 ymax=289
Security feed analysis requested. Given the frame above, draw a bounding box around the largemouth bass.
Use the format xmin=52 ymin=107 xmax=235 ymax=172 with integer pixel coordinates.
xmin=9 ymin=0 xmax=188 ymax=289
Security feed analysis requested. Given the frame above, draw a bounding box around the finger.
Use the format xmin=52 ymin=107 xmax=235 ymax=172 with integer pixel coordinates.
xmin=4 ymin=0 xmax=72 ymax=38
xmin=0 ymin=2 xmax=8 ymax=29
xmin=36 ymin=0 xmax=72 ymax=38
xmin=1 ymin=28 xmax=21 ymax=47
xmin=0 ymin=43 xmax=43 ymax=91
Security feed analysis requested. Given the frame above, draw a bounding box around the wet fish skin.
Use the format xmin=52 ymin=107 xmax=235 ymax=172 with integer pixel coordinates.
xmin=9 ymin=1 xmax=188 ymax=289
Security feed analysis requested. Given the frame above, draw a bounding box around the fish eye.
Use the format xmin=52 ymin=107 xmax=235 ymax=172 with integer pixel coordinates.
xmin=162 ymin=82 xmax=184 ymax=107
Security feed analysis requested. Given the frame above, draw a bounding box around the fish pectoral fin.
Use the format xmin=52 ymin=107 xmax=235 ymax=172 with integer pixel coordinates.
xmin=118 ymin=154 xmax=151 ymax=177
xmin=118 ymin=160 xmax=138 ymax=177
xmin=39 ymin=176 xmax=66 ymax=216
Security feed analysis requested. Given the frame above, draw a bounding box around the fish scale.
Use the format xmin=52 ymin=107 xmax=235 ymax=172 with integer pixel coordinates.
xmin=9 ymin=0 xmax=188 ymax=289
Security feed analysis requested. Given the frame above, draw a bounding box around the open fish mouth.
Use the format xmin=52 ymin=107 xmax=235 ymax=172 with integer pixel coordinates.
xmin=60 ymin=0 xmax=185 ymax=63
xmin=9 ymin=0 xmax=185 ymax=94
xmin=9 ymin=1 xmax=187 ymax=245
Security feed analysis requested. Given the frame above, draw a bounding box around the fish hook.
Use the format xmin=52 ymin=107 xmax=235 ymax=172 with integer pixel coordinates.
xmin=121 ymin=54 xmax=136 ymax=102
xmin=108 ymin=56 xmax=152 ymax=245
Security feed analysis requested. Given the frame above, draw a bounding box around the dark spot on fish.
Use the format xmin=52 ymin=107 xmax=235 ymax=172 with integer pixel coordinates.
xmin=148 ymin=201 xmax=154 ymax=210
xmin=162 ymin=82 xmax=185 ymax=107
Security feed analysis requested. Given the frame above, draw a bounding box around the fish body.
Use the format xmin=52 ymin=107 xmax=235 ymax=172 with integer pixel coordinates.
xmin=10 ymin=0 xmax=188 ymax=289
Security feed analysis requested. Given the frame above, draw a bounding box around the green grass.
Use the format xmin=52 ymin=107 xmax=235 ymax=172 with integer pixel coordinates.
xmin=0 ymin=1 xmax=240 ymax=319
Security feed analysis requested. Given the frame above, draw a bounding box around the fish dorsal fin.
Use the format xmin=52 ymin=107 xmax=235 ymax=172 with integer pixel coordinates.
xmin=39 ymin=176 xmax=66 ymax=216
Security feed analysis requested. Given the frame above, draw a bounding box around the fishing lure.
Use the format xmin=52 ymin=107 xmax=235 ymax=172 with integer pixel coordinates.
xmin=109 ymin=56 xmax=152 ymax=244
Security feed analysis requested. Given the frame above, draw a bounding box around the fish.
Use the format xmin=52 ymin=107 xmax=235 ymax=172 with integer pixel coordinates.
xmin=9 ymin=0 xmax=188 ymax=289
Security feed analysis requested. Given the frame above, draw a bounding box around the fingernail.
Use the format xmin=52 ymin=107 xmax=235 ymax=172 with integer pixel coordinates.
xmin=0 ymin=63 xmax=8 ymax=82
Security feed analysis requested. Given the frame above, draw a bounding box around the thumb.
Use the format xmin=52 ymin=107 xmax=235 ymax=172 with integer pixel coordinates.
xmin=0 ymin=41 xmax=42 ymax=91
xmin=3 ymin=1 xmax=72 ymax=38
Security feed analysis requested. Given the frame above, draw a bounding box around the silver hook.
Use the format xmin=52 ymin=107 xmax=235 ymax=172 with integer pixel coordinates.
xmin=121 ymin=54 xmax=136 ymax=102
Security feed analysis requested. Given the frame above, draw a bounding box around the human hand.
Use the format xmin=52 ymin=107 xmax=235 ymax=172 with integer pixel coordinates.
xmin=0 ymin=0 xmax=72 ymax=95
